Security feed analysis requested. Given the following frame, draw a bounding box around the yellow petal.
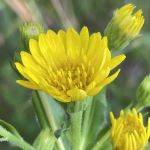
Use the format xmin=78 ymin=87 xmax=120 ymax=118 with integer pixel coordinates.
xmin=93 ymin=67 xmax=110 ymax=85
xmin=16 ymin=80 xmax=39 ymax=89
xmin=67 ymin=88 xmax=87 ymax=101
xmin=47 ymin=30 xmax=67 ymax=64
xmin=110 ymin=112 xmax=116 ymax=124
xmin=66 ymin=28 xmax=81 ymax=62
xmin=80 ymin=26 xmax=89 ymax=51
xmin=101 ymin=69 xmax=121 ymax=86
xmin=15 ymin=62 xmax=42 ymax=84
xmin=87 ymin=32 xmax=101 ymax=59
xmin=87 ymin=33 xmax=108 ymax=71
xmin=29 ymin=39 xmax=45 ymax=66
xmin=20 ymin=51 xmax=45 ymax=76
xmin=108 ymin=54 xmax=126 ymax=70
xmin=20 ymin=51 xmax=37 ymax=68
xmin=15 ymin=62 xmax=30 ymax=80
xmin=87 ymin=85 xmax=103 ymax=96
xmin=57 ymin=30 xmax=67 ymax=49
xmin=38 ymin=33 xmax=53 ymax=63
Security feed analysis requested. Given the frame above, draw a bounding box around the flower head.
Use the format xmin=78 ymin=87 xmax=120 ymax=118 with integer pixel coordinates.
xmin=110 ymin=109 xmax=150 ymax=150
xmin=105 ymin=3 xmax=144 ymax=51
xmin=15 ymin=27 xmax=125 ymax=102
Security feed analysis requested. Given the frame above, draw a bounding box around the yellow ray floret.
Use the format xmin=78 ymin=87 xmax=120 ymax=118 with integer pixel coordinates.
xmin=15 ymin=27 xmax=126 ymax=102
xmin=110 ymin=109 xmax=150 ymax=150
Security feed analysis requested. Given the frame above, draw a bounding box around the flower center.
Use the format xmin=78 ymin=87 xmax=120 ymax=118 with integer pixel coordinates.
xmin=123 ymin=117 xmax=144 ymax=136
xmin=47 ymin=62 xmax=95 ymax=93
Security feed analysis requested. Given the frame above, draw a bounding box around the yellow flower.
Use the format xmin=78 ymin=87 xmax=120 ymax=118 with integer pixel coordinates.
xmin=15 ymin=27 xmax=125 ymax=102
xmin=105 ymin=3 xmax=144 ymax=50
xmin=110 ymin=109 xmax=150 ymax=150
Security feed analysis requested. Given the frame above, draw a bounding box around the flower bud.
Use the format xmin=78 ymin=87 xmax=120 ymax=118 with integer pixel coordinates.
xmin=136 ymin=75 xmax=150 ymax=108
xmin=20 ymin=22 xmax=44 ymax=49
xmin=104 ymin=3 xmax=144 ymax=51
xmin=110 ymin=109 xmax=150 ymax=150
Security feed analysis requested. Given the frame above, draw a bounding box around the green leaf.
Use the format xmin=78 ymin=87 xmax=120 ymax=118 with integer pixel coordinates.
xmin=37 ymin=91 xmax=71 ymax=150
xmin=0 ymin=119 xmax=22 ymax=139
xmin=0 ymin=125 xmax=35 ymax=150
xmin=83 ymin=89 xmax=108 ymax=149
xmin=37 ymin=91 xmax=66 ymax=130
xmin=93 ymin=139 xmax=112 ymax=150
xmin=91 ymin=128 xmax=111 ymax=150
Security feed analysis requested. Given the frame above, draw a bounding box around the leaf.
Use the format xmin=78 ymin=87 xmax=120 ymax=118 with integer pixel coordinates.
xmin=88 ymin=89 xmax=107 ymax=138
xmin=37 ymin=91 xmax=66 ymax=129
xmin=82 ymin=89 xmax=108 ymax=149
xmin=0 ymin=119 xmax=22 ymax=139
xmin=90 ymin=126 xmax=111 ymax=150
xmin=37 ymin=91 xmax=72 ymax=150
xmin=0 ymin=125 xmax=35 ymax=150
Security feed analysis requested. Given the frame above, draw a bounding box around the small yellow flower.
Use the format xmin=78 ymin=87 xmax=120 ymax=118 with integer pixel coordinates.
xmin=15 ymin=27 xmax=125 ymax=102
xmin=110 ymin=109 xmax=150 ymax=150
xmin=105 ymin=3 xmax=144 ymax=50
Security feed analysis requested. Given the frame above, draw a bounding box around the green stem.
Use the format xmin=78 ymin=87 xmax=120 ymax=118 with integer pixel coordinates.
xmin=92 ymin=130 xmax=110 ymax=150
xmin=70 ymin=111 xmax=83 ymax=150
xmin=32 ymin=91 xmax=49 ymax=129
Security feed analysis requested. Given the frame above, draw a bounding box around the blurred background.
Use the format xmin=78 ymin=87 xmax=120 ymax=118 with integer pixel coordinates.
xmin=0 ymin=0 xmax=149 ymax=149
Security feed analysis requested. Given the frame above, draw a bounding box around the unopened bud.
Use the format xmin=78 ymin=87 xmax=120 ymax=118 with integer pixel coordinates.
xmin=136 ymin=75 xmax=150 ymax=108
xmin=20 ymin=22 xmax=44 ymax=49
xmin=104 ymin=3 xmax=144 ymax=51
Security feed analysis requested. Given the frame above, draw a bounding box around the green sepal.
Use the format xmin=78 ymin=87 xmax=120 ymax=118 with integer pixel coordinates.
xmin=104 ymin=19 xmax=130 ymax=51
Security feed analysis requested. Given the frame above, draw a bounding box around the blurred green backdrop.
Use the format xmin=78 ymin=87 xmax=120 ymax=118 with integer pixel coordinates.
xmin=0 ymin=0 xmax=150 ymax=149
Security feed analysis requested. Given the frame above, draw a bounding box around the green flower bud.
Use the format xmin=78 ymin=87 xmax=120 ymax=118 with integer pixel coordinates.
xmin=104 ymin=3 xmax=144 ymax=51
xmin=136 ymin=75 xmax=150 ymax=108
xmin=20 ymin=22 xmax=44 ymax=49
